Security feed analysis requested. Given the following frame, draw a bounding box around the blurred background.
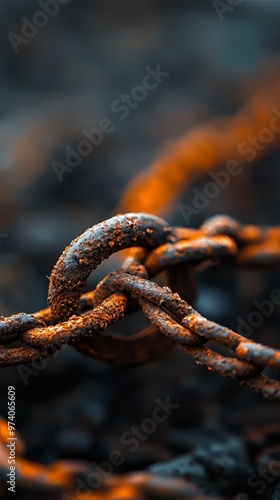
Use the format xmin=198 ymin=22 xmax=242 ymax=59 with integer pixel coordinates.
xmin=0 ymin=1 xmax=280 ymax=499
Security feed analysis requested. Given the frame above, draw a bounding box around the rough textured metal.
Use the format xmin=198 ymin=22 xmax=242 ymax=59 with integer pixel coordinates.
xmin=1 ymin=213 xmax=280 ymax=399
xmin=48 ymin=212 xmax=177 ymax=320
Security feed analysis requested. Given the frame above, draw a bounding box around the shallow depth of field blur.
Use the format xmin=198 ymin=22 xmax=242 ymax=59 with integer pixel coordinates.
xmin=1 ymin=2 xmax=280 ymax=499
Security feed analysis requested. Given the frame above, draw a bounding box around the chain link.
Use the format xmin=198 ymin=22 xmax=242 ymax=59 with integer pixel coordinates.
xmin=1 ymin=213 xmax=279 ymax=399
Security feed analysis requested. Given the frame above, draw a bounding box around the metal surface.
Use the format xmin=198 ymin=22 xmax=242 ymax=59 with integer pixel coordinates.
xmin=1 ymin=213 xmax=280 ymax=399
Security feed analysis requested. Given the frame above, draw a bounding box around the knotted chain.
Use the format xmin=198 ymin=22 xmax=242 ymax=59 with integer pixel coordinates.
xmin=1 ymin=212 xmax=280 ymax=399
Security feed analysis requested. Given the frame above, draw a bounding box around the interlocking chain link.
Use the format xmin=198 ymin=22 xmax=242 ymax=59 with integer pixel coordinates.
xmin=1 ymin=213 xmax=280 ymax=399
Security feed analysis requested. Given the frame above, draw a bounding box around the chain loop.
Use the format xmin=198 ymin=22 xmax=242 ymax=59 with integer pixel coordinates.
xmin=1 ymin=213 xmax=280 ymax=399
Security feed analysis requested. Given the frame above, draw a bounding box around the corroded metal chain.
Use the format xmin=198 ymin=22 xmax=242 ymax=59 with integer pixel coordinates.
xmin=1 ymin=213 xmax=280 ymax=399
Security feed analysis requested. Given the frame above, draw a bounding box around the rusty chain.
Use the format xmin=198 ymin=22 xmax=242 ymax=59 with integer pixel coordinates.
xmin=0 ymin=212 xmax=280 ymax=399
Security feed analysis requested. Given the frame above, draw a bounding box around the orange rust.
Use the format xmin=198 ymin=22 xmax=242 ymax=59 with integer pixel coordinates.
xmin=1 ymin=214 xmax=280 ymax=399
xmin=117 ymin=75 xmax=280 ymax=216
